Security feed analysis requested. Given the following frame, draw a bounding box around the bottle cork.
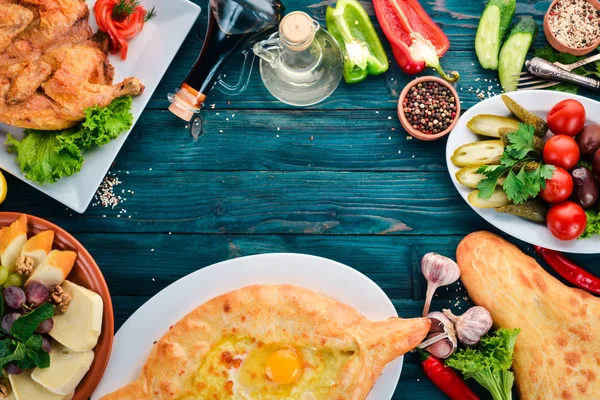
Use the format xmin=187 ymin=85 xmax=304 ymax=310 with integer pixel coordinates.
xmin=280 ymin=11 xmax=318 ymax=51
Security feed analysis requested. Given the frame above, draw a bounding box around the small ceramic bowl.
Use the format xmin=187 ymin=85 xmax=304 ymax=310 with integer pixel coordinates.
xmin=0 ymin=213 xmax=114 ymax=400
xmin=544 ymin=0 xmax=600 ymax=56
xmin=398 ymin=76 xmax=460 ymax=141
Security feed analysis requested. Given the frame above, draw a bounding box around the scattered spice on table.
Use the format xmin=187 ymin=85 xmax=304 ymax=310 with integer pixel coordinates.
xmin=548 ymin=0 xmax=600 ymax=49
xmin=92 ymin=172 xmax=130 ymax=213
xmin=402 ymin=81 xmax=457 ymax=135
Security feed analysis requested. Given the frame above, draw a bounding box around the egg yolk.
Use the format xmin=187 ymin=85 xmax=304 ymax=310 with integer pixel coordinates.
xmin=265 ymin=348 xmax=301 ymax=384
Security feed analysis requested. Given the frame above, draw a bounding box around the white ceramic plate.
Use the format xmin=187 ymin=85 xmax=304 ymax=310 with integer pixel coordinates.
xmin=91 ymin=253 xmax=403 ymax=400
xmin=446 ymin=90 xmax=600 ymax=254
xmin=0 ymin=0 xmax=200 ymax=213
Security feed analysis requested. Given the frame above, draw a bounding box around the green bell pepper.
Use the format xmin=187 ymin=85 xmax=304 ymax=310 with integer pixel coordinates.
xmin=326 ymin=0 xmax=389 ymax=84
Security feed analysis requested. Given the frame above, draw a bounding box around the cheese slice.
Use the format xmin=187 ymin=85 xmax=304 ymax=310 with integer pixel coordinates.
xmin=31 ymin=342 xmax=94 ymax=395
xmin=4 ymin=388 xmax=15 ymax=400
xmin=49 ymin=280 xmax=103 ymax=352
xmin=21 ymin=230 xmax=54 ymax=268
xmin=26 ymin=250 xmax=76 ymax=289
xmin=9 ymin=371 xmax=73 ymax=400
xmin=0 ymin=215 xmax=28 ymax=272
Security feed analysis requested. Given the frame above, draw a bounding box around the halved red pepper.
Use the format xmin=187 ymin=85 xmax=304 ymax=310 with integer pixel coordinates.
xmin=372 ymin=0 xmax=459 ymax=82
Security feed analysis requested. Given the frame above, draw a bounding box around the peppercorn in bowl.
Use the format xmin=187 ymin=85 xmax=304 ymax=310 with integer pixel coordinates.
xmin=0 ymin=213 xmax=113 ymax=400
xmin=398 ymin=77 xmax=461 ymax=141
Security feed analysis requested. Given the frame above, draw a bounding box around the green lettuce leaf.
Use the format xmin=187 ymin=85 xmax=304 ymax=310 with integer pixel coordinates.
xmin=5 ymin=96 xmax=133 ymax=184
xmin=581 ymin=210 xmax=600 ymax=239
xmin=446 ymin=328 xmax=520 ymax=400
xmin=6 ymin=131 xmax=84 ymax=184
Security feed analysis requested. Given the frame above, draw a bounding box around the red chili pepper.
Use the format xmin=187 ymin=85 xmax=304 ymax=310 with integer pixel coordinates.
xmin=371 ymin=0 xmax=459 ymax=82
xmin=419 ymin=349 xmax=480 ymax=400
xmin=534 ymin=246 xmax=600 ymax=295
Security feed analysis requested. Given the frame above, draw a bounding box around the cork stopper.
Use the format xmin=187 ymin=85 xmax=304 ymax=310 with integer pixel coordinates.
xmin=168 ymin=84 xmax=206 ymax=122
xmin=280 ymin=11 xmax=319 ymax=52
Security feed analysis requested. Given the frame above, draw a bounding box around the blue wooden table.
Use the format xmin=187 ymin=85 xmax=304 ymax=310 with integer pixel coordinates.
xmin=3 ymin=0 xmax=600 ymax=398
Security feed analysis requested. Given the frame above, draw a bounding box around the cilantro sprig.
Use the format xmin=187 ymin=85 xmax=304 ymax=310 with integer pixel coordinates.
xmin=0 ymin=301 xmax=54 ymax=371
xmin=477 ymin=124 xmax=555 ymax=205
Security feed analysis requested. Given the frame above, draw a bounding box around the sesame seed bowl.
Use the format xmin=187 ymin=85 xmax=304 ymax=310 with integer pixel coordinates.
xmin=544 ymin=0 xmax=600 ymax=56
xmin=398 ymin=76 xmax=461 ymax=141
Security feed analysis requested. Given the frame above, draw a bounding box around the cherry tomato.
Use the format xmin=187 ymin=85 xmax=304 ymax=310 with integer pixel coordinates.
xmin=547 ymin=100 xmax=586 ymax=137
xmin=540 ymin=167 xmax=573 ymax=203
xmin=547 ymin=202 xmax=587 ymax=240
xmin=543 ymin=135 xmax=580 ymax=170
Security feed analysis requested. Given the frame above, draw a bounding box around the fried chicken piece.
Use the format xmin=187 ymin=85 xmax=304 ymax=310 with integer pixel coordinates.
xmin=42 ymin=45 xmax=144 ymax=120
xmin=0 ymin=0 xmax=144 ymax=130
xmin=0 ymin=4 xmax=34 ymax=52
xmin=6 ymin=60 xmax=51 ymax=104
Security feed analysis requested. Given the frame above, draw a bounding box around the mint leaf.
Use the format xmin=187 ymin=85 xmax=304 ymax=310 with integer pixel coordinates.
xmin=25 ymin=335 xmax=50 ymax=368
xmin=10 ymin=303 xmax=54 ymax=341
xmin=0 ymin=340 xmax=26 ymax=369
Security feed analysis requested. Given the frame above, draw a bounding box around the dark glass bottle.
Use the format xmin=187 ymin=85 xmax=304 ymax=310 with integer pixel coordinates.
xmin=169 ymin=0 xmax=284 ymax=121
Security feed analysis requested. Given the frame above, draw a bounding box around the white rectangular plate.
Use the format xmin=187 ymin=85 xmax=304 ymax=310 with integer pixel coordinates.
xmin=0 ymin=0 xmax=201 ymax=213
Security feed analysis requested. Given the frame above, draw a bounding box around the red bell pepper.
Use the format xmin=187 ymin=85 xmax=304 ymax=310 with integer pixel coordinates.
xmin=372 ymin=0 xmax=459 ymax=82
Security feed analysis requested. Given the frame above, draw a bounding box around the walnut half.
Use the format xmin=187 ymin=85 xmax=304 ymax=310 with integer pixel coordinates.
xmin=50 ymin=285 xmax=71 ymax=314
xmin=15 ymin=255 xmax=34 ymax=276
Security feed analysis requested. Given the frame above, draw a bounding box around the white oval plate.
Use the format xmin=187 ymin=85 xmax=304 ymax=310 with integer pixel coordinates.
xmin=446 ymin=90 xmax=600 ymax=254
xmin=92 ymin=254 xmax=403 ymax=399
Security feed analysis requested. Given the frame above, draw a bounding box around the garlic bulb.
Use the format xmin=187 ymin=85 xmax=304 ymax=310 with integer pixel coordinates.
xmin=421 ymin=253 xmax=461 ymax=317
xmin=419 ymin=311 xmax=457 ymax=359
xmin=443 ymin=306 xmax=493 ymax=346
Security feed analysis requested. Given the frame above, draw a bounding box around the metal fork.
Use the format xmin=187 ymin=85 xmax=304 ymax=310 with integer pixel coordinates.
xmin=515 ymin=53 xmax=600 ymax=90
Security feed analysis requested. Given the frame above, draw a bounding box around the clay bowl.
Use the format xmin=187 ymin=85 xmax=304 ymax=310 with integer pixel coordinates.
xmin=398 ymin=76 xmax=460 ymax=141
xmin=0 ymin=213 xmax=114 ymax=400
xmin=544 ymin=0 xmax=600 ymax=56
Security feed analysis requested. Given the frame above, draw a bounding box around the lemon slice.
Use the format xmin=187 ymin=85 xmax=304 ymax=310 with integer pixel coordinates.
xmin=0 ymin=170 xmax=7 ymax=204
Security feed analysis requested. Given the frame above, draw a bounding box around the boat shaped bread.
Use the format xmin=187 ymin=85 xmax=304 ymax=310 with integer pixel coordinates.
xmin=456 ymin=232 xmax=600 ymax=400
xmin=100 ymin=284 xmax=430 ymax=400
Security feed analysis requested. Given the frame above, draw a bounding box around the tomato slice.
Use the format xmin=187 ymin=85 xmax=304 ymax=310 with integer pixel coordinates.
xmin=93 ymin=0 xmax=148 ymax=60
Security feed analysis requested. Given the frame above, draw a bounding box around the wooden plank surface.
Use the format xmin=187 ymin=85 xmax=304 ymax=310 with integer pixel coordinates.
xmin=2 ymin=0 xmax=600 ymax=399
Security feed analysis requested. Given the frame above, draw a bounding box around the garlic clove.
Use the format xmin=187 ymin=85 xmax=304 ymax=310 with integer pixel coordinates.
xmin=419 ymin=311 xmax=458 ymax=359
xmin=443 ymin=306 xmax=493 ymax=346
xmin=421 ymin=253 xmax=461 ymax=317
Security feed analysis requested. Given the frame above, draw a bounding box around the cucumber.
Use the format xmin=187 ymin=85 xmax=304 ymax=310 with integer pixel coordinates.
xmin=501 ymin=94 xmax=548 ymax=136
xmin=498 ymin=17 xmax=538 ymax=92
xmin=467 ymin=114 xmax=520 ymax=138
xmin=451 ymin=140 xmax=504 ymax=167
xmin=456 ymin=166 xmax=489 ymax=189
xmin=468 ymin=188 xmax=510 ymax=208
xmin=475 ymin=0 xmax=516 ymax=70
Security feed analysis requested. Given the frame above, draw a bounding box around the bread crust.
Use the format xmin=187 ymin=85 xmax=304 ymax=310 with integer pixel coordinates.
xmin=457 ymin=232 xmax=600 ymax=400
xmin=100 ymin=284 xmax=430 ymax=400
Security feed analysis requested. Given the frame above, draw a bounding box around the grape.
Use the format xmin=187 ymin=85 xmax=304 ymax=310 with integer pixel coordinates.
xmin=1 ymin=313 xmax=19 ymax=331
xmin=4 ymin=274 xmax=22 ymax=288
xmin=41 ymin=337 xmax=51 ymax=353
xmin=25 ymin=282 xmax=49 ymax=307
xmin=5 ymin=363 xmax=22 ymax=375
xmin=35 ymin=318 xmax=53 ymax=334
xmin=0 ymin=266 xmax=9 ymax=286
xmin=3 ymin=286 xmax=25 ymax=309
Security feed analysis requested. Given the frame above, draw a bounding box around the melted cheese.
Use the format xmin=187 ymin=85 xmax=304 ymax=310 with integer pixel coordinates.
xmin=182 ymin=336 xmax=353 ymax=400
